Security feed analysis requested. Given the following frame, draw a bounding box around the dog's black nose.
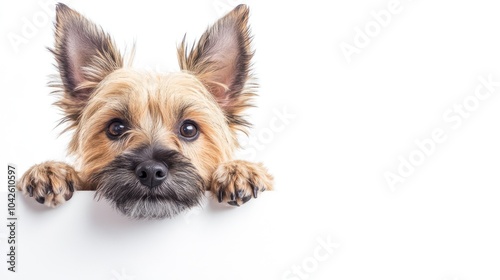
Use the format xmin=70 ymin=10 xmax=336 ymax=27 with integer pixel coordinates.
xmin=135 ymin=160 xmax=168 ymax=188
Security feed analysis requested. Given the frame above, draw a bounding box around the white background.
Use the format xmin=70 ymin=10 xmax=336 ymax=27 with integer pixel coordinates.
xmin=1 ymin=0 xmax=500 ymax=279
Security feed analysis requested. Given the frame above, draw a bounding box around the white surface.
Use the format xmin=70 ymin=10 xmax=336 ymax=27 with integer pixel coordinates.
xmin=4 ymin=191 xmax=335 ymax=280
xmin=1 ymin=0 xmax=500 ymax=279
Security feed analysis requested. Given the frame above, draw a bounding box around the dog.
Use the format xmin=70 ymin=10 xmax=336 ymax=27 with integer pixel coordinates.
xmin=17 ymin=3 xmax=273 ymax=219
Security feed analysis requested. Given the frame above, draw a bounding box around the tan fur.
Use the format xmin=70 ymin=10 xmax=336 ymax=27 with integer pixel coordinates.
xmin=18 ymin=4 xmax=273 ymax=212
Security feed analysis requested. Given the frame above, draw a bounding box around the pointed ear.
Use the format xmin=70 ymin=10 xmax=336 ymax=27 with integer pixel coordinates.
xmin=178 ymin=4 xmax=254 ymax=120
xmin=51 ymin=3 xmax=123 ymax=122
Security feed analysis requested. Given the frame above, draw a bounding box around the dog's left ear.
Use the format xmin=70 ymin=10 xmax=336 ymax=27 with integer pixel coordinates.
xmin=178 ymin=5 xmax=254 ymax=119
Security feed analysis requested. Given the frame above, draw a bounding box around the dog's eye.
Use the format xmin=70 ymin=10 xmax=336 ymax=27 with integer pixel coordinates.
xmin=179 ymin=120 xmax=199 ymax=140
xmin=106 ymin=119 xmax=127 ymax=139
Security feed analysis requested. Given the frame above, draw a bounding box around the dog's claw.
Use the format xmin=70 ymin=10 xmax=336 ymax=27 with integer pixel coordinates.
xmin=228 ymin=201 xmax=239 ymax=207
xmin=64 ymin=190 xmax=73 ymax=201
xmin=230 ymin=193 xmax=235 ymax=201
xmin=27 ymin=185 xmax=34 ymax=197
xmin=68 ymin=181 xmax=75 ymax=192
xmin=45 ymin=185 xmax=52 ymax=195
xmin=218 ymin=189 xmax=223 ymax=203
xmin=36 ymin=197 xmax=45 ymax=204
xmin=242 ymin=196 xmax=251 ymax=204
xmin=252 ymin=185 xmax=258 ymax=198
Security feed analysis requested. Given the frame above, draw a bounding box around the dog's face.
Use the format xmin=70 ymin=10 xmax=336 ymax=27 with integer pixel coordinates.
xmin=79 ymin=72 xmax=232 ymax=219
xmin=51 ymin=4 xmax=254 ymax=219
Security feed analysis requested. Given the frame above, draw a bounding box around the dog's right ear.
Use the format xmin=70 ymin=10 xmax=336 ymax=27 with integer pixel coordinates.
xmin=51 ymin=3 xmax=123 ymax=123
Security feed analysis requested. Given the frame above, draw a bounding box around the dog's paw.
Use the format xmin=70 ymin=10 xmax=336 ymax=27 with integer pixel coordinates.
xmin=17 ymin=161 xmax=80 ymax=207
xmin=211 ymin=160 xmax=273 ymax=206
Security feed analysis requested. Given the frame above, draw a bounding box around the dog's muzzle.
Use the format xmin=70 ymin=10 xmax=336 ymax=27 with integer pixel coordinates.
xmin=91 ymin=145 xmax=204 ymax=219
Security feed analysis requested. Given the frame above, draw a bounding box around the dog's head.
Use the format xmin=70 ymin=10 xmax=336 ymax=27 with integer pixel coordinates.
xmin=51 ymin=4 xmax=255 ymax=219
